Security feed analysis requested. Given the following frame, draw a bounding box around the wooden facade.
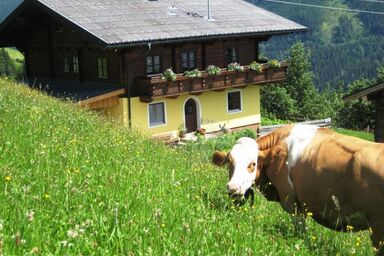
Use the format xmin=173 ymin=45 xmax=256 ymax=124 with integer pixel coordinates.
xmin=5 ymin=6 xmax=272 ymax=100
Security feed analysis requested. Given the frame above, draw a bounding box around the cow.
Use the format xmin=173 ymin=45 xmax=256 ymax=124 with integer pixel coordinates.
xmin=212 ymin=124 xmax=384 ymax=253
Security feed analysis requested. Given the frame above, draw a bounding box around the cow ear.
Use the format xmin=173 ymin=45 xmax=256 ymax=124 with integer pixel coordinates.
xmin=212 ymin=150 xmax=228 ymax=166
xmin=257 ymin=149 xmax=271 ymax=169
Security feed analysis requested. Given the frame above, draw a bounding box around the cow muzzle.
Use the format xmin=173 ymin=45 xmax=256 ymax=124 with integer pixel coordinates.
xmin=227 ymin=182 xmax=255 ymax=206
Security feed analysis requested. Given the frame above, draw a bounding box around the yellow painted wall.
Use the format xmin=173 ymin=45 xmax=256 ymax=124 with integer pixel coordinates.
xmin=97 ymin=98 xmax=129 ymax=126
xmin=129 ymin=85 xmax=261 ymax=137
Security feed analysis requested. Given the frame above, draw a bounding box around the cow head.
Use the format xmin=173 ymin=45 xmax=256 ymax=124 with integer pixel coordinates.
xmin=212 ymin=137 xmax=263 ymax=202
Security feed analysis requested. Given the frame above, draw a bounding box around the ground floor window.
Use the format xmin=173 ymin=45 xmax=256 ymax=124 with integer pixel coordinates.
xmin=149 ymin=102 xmax=166 ymax=127
xmin=227 ymin=90 xmax=242 ymax=112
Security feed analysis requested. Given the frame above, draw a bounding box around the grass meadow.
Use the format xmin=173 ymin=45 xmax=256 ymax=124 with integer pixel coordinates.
xmin=0 ymin=78 xmax=375 ymax=255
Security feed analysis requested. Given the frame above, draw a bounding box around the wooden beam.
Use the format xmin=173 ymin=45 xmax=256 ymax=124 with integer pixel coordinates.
xmin=47 ymin=26 xmax=55 ymax=80
xmin=201 ymin=41 xmax=206 ymax=70
xmin=77 ymin=48 xmax=84 ymax=83
xmin=78 ymin=88 xmax=125 ymax=105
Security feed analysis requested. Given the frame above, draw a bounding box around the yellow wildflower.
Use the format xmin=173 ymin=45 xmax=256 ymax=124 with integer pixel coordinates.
xmin=306 ymin=212 xmax=313 ymax=217
xmin=4 ymin=176 xmax=12 ymax=182
xmin=311 ymin=236 xmax=317 ymax=241
xmin=43 ymin=194 xmax=50 ymax=200
xmin=346 ymin=225 xmax=354 ymax=232
xmin=161 ymin=223 xmax=166 ymax=228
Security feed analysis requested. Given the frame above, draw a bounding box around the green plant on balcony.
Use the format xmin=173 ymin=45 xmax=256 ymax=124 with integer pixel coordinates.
xmin=268 ymin=59 xmax=281 ymax=69
xmin=227 ymin=62 xmax=244 ymax=72
xmin=249 ymin=61 xmax=263 ymax=73
xmin=184 ymin=68 xmax=202 ymax=78
xmin=162 ymin=68 xmax=177 ymax=81
xmin=258 ymin=56 xmax=268 ymax=63
xmin=206 ymin=65 xmax=221 ymax=76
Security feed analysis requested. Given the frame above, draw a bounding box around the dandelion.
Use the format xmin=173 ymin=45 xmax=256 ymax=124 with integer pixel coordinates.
xmin=43 ymin=194 xmax=50 ymax=200
xmin=4 ymin=176 xmax=11 ymax=182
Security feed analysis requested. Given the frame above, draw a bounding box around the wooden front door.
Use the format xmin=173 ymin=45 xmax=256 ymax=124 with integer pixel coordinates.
xmin=185 ymin=99 xmax=197 ymax=133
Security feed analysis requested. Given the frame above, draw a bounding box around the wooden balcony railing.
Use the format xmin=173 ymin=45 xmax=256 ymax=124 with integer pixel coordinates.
xmin=137 ymin=62 xmax=288 ymax=102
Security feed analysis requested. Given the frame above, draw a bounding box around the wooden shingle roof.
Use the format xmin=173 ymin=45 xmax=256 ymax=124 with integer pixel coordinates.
xmin=3 ymin=0 xmax=306 ymax=46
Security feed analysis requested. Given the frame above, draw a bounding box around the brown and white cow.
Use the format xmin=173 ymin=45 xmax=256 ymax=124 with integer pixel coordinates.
xmin=213 ymin=124 xmax=384 ymax=253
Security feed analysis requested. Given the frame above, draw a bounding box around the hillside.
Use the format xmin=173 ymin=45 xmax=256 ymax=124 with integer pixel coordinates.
xmin=0 ymin=78 xmax=374 ymax=255
xmin=250 ymin=0 xmax=384 ymax=89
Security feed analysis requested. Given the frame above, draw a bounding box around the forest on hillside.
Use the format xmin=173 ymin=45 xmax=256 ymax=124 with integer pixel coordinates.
xmin=249 ymin=0 xmax=384 ymax=89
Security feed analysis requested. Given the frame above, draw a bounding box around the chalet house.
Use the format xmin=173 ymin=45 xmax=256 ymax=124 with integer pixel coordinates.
xmin=0 ymin=0 xmax=306 ymax=138
xmin=343 ymin=81 xmax=384 ymax=142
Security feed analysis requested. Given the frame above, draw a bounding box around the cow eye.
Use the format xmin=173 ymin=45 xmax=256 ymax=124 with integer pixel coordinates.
xmin=248 ymin=161 xmax=256 ymax=173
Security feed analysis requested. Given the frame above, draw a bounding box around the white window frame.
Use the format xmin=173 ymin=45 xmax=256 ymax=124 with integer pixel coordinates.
xmin=148 ymin=101 xmax=167 ymax=128
xmin=226 ymin=90 xmax=243 ymax=114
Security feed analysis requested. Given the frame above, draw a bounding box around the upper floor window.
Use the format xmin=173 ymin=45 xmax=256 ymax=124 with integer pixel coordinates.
xmin=97 ymin=57 xmax=108 ymax=78
xmin=63 ymin=56 xmax=79 ymax=73
xmin=225 ymin=48 xmax=238 ymax=65
xmin=73 ymin=56 xmax=79 ymax=73
xmin=63 ymin=57 xmax=70 ymax=73
xmin=227 ymin=90 xmax=242 ymax=113
xmin=181 ymin=50 xmax=196 ymax=71
xmin=146 ymin=55 xmax=161 ymax=75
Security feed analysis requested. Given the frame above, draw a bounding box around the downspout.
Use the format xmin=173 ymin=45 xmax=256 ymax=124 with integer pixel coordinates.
xmin=119 ymin=43 xmax=153 ymax=129
xmin=119 ymin=50 xmax=132 ymax=129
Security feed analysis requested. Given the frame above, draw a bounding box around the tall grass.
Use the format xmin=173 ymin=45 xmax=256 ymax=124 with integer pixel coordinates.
xmin=0 ymin=79 xmax=374 ymax=255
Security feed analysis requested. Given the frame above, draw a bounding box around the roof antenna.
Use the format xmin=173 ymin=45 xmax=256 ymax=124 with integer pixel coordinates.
xmin=206 ymin=0 xmax=215 ymax=21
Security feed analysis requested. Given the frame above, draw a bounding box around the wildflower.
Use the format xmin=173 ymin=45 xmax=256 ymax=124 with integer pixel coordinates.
xmin=43 ymin=194 xmax=50 ymax=200
xmin=161 ymin=223 xmax=166 ymax=228
xmin=26 ymin=210 xmax=35 ymax=222
xmin=67 ymin=229 xmax=79 ymax=239
xmin=4 ymin=176 xmax=11 ymax=182
xmin=306 ymin=212 xmax=313 ymax=217
xmin=30 ymin=247 xmax=39 ymax=254
xmin=346 ymin=225 xmax=354 ymax=232
xmin=311 ymin=236 xmax=317 ymax=241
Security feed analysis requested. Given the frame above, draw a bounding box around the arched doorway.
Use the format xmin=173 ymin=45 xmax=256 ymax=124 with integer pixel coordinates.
xmin=184 ymin=98 xmax=198 ymax=133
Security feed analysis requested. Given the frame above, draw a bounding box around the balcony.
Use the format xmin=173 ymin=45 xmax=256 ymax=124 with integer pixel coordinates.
xmin=137 ymin=62 xmax=288 ymax=103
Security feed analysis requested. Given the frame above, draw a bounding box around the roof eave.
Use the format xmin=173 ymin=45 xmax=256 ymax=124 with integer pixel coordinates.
xmin=104 ymin=28 xmax=308 ymax=49
xmin=343 ymin=82 xmax=384 ymax=102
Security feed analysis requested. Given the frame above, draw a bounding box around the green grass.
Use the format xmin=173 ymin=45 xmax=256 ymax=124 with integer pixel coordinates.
xmin=0 ymin=78 xmax=375 ymax=255
xmin=333 ymin=128 xmax=374 ymax=142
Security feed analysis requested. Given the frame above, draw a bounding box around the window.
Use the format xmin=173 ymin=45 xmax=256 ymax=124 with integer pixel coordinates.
xmin=97 ymin=57 xmax=108 ymax=78
xmin=227 ymin=91 xmax=242 ymax=112
xmin=73 ymin=56 xmax=79 ymax=73
xmin=181 ymin=50 xmax=196 ymax=71
xmin=149 ymin=102 xmax=166 ymax=127
xmin=63 ymin=57 xmax=70 ymax=73
xmin=146 ymin=55 xmax=161 ymax=75
xmin=62 ymin=56 xmax=79 ymax=73
xmin=225 ymin=48 xmax=238 ymax=65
